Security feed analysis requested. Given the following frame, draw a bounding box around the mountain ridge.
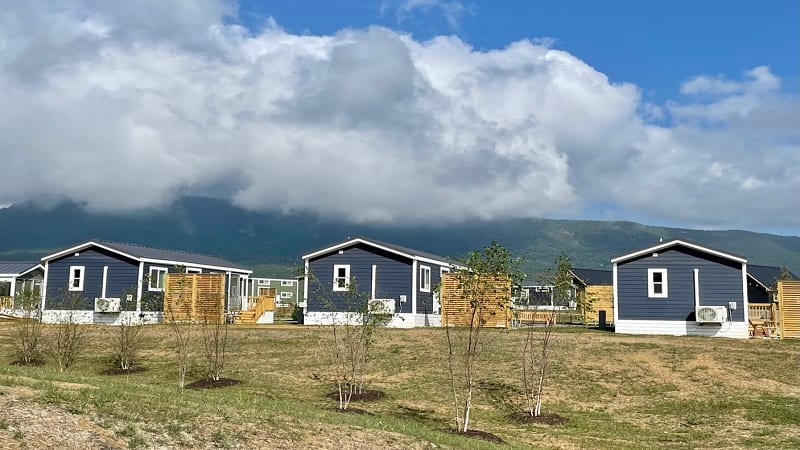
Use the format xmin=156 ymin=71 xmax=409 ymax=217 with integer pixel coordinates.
xmin=1 ymin=196 xmax=798 ymax=278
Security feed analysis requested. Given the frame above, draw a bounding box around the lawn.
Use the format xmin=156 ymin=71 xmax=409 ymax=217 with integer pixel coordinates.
xmin=0 ymin=323 xmax=798 ymax=449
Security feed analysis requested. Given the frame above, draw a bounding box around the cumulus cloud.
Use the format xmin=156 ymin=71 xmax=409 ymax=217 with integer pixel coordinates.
xmin=0 ymin=1 xmax=797 ymax=231
xmin=389 ymin=0 xmax=474 ymax=29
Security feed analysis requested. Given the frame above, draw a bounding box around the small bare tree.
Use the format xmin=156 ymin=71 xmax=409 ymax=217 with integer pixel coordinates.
xmin=201 ymin=319 xmax=228 ymax=382
xmin=521 ymin=253 xmax=571 ymax=417
xmin=445 ymin=241 xmax=523 ymax=432
xmin=310 ymin=273 xmax=388 ymax=411
xmin=47 ymin=291 xmax=89 ymax=372
xmin=10 ymin=289 xmax=44 ymax=365
xmin=164 ymin=273 xmax=195 ymax=388
xmin=112 ymin=290 xmax=147 ymax=371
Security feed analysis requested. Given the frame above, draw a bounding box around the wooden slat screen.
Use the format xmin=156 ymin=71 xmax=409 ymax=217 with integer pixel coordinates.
xmin=583 ymin=285 xmax=613 ymax=325
xmin=440 ymin=273 xmax=511 ymax=328
xmin=778 ymin=280 xmax=800 ymax=339
xmin=163 ymin=273 xmax=226 ymax=324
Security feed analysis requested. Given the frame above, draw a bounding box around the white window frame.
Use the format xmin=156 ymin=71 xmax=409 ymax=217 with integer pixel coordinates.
xmin=648 ymin=268 xmax=668 ymax=298
xmin=68 ymin=266 xmax=85 ymax=291
xmin=420 ymin=265 xmax=431 ymax=292
xmin=185 ymin=267 xmax=202 ymax=274
xmin=280 ymin=291 xmax=293 ymax=299
xmin=281 ymin=280 xmax=293 ymax=286
xmin=149 ymin=267 xmax=168 ymax=292
xmin=333 ymin=265 xmax=350 ymax=291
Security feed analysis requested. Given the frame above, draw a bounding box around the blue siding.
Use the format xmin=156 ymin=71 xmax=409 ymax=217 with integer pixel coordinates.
xmin=307 ymin=244 xmax=412 ymax=313
xmin=46 ymin=248 xmax=139 ymax=310
xmin=617 ymin=247 xmax=745 ymax=322
xmin=416 ymin=263 xmax=448 ymax=314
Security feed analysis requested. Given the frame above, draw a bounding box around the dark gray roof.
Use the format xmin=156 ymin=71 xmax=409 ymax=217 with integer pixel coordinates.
xmin=0 ymin=261 xmax=41 ymax=276
xmin=305 ymin=236 xmax=458 ymax=266
xmin=748 ymin=265 xmax=798 ymax=289
xmin=613 ymin=238 xmax=746 ymax=263
xmin=571 ymin=268 xmax=612 ymax=286
xmin=94 ymin=240 xmax=250 ymax=272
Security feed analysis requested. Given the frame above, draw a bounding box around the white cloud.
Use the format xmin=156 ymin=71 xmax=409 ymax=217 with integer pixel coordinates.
xmin=0 ymin=1 xmax=797 ymax=231
xmin=390 ymin=0 xmax=473 ymax=29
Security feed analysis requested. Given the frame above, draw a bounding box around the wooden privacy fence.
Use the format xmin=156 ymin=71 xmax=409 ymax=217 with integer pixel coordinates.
xmin=163 ymin=273 xmax=226 ymax=324
xmin=778 ymin=280 xmax=800 ymax=339
xmin=440 ymin=273 xmax=511 ymax=328
xmin=582 ymin=285 xmax=613 ymax=325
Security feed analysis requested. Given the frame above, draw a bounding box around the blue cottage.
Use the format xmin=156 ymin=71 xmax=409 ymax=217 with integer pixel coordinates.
xmin=40 ymin=240 xmax=252 ymax=324
xmin=301 ymin=237 xmax=459 ymax=328
xmin=612 ymin=239 xmax=749 ymax=339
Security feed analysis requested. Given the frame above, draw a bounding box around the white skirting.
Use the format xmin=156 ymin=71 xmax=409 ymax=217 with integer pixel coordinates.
xmin=40 ymin=310 xmax=163 ymax=325
xmin=255 ymin=311 xmax=274 ymax=324
xmin=303 ymin=311 xmax=441 ymax=328
xmin=615 ymin=319 xmax=749 ymax=339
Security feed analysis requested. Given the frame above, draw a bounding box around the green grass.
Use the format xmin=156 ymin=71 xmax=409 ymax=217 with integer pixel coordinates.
xmin=0 ymin=324 xmax=798 ymax=449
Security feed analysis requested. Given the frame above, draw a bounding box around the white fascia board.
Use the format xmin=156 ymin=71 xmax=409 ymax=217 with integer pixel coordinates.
xmin=302 ymin=238 xmax=414 ymax=261
xmin=415 ymin=255 xmax=464 ymax=269
xmin=138 ymin=257 xmax=252 ymax=275
xmin=610 ymin=239 xmax=747 ymax=264
xmin=41 ymin=241 xmax=139 ymax=263
xmin=746 ymin=273 xmax=771 ymax=291
xmin=17 ymin=264 xmax=44 ymax=277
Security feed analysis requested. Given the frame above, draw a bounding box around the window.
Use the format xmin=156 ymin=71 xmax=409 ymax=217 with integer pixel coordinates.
xmin=648 ymin=268 xmax=668 ymax=298
xmin=420 ymin=265 xmax=431 ymax=292
xmin=68 ymin=266 xmax=85 ymax=291
xmin=333 ymin=265 xmax=350 ymax=291
xmin=185 ymin=267 xmax=202 ymax=274
xmin=149 ymin=267 xmax=168 ymax=292
xmin=280 ymin=291 xmax=293 ymax=299
xmin=281 ymin=280 xmax=293 ymax=286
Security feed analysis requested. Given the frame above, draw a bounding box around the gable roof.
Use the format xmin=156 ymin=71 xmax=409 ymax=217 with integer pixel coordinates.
xmin=748 ymin=265 xmax=798 ymax=290
xmin=570 ymin=268 xmax=613 ymax=286
xmin=611 ymin=239 xmax=747 ymax=265
xmin=0 ymin=261 xmax=43 ymax=277
xmin=41 ymin=240 xmax=251 ymax=273
xmin=302 ymin=236 xmax=459 ymax=267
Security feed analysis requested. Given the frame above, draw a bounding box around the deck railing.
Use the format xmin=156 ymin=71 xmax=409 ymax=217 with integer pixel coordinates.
xmin=749 ymin=303 xmax=779 ymax=337
xmin=0 ymin=296 xmax=12 ymax=309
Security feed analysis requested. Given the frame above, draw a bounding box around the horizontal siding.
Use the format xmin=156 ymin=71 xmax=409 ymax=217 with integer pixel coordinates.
xmin=46 ymin=248 xmax=139 ymax=310
xmin=618 ymin=247 xmax=745 ymax=322
xmin=307 ymin=243 xmax=411 ymax=313
xmin=416 ymin=264 xmax=449 ymax=315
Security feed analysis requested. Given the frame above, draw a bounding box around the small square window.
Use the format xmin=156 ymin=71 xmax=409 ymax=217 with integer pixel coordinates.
xmin=280 ymin=291 xmax=292 ymax=299
xmin=149 ymin=267 xmax=168 ymax=292
xmin=281 ymin=280 xmax=293 ymax=286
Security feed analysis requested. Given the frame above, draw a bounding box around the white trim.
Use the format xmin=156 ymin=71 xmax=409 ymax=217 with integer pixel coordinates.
xmin=42 ymin=261 xmax=49 ymax=309
xmin=280 ymin=291 xmax=292 ymax=299
xmin=742 ymin=263 xmax=749 ymax=325
xmin=148 ymin=266 xmax=168 ymax=292
xmin=140 ymin=258 xmax=251 ymax=275
xmin=615 ymin=319 xmax=749 ymax=339
xmin=333 ymin=264 xmax=350 ymax=291
xmin=101 ymin=266 xmax=109 ymax=298
xmin=612 ymin=263 xmax=619 ymax=324
xmin=371 ymin=265 xmax=377 ymax=299
xmin=412 ymin=260 xmax=418 ymax=315
xmin=611 ymin=239 xmax=747 ymax=264
xmin=302 ymin=237 xmax=458 ymax=268
xmin=40 ymin=241 xmax=251 ymax=275
xmin=280 ymin=280 xmax=293 ymax=286
xmin=185 ymin=267 xmax=202 ymax=274
xmin=693 ymin=268 xmax=700 ymax=309
xmin=136 ymin=262 xmax=144 ymax=303
xmin=419 ymin=265 xmax=431 ymax=292
xmin=68 ymin=266 xmax=85 ymax=291
xmin=647 ymin=268 xmax=668 ymax=298
xmin=303 ymin=260 xmax=309 ymax=303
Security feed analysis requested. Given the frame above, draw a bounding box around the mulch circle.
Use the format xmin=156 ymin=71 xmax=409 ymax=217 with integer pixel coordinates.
xmin=507 ymin=411 xmax=569 ymax=426
xmin=448 ymin=429 xmax=507 ymax=444
xmin=100 ymin=366 xmax=148 ymax=375
xmin=325 ymin=389 xmax=386 ymax=402
xmin=185 ymin=378 xmax=243 ymax=389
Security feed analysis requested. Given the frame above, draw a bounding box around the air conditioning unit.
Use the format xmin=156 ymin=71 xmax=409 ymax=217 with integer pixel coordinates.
xmin=94 ymin=297 xmax=121 ymax=313
xmin=368 ymin=298 xmax=395 ymax=315
xmin=695 ymin=305 xmax=727 ymax=324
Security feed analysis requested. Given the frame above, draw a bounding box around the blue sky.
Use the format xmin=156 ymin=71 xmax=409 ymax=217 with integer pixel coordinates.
xmin=0 ymin=1 xmax=798 ymax=235
xmin=240 ymin=0 xmax=800 ymax=106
